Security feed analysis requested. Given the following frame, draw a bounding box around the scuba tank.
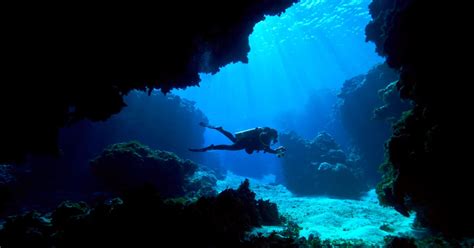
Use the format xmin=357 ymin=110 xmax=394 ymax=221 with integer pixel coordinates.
xmin=235 ymin=127 xmax=261 ymax=141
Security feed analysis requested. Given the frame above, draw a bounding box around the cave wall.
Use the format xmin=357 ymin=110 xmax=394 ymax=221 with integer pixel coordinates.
xmin=366 ymin=0 xmax=472 ymax=236
xmin=337 ymin=63 xmax=410 ymax=185
xmin=0 ymin=0 xmax=298 ymax=164
xmin=1 ymin=92 xmax=211 ymax=215
xmin=58 ymin=92 xmax=208 ymax=164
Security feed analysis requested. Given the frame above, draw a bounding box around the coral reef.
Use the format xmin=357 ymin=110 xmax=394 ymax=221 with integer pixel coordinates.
xmin=0 ymin=0 xmax=298 ymax=164
xmin=337 ymin=63 xmax=410 ymax=185
xmin=4 ymin=171 xmax=465 ymax=247
xmin=0 ymin=180 xmax=282 ymax=248
xmin=90 ymin=141 xmax=215 ymax=198
xmin=279 ymin=132 xmax=365 ymax=198
xmin=366 ymin=0 xmax=473 ymax=237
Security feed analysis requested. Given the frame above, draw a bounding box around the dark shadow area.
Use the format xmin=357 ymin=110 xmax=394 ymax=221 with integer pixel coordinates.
xmin=1 ymin=0 xmax=473 ymax=245
xmin=337 ymin=63 xmax=410 ymax=185
xmin=0 ymin=93 xmax=215 ymax=216
xmin=367 ymin=0 xmax=473 ymax=239
xmin=0 ymin=180 xmax=282 ymax=248
xmin=0 ymin=0 xmax=298 ymax=164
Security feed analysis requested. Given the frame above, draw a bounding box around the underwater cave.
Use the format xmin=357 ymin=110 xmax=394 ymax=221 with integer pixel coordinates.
xmin=1 ymin=0 xmax=472 ymax=247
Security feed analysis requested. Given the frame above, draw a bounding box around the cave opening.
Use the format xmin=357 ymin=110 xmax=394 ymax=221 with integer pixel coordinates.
xmin=170 ymin=0 xmax=415 ymax=243
xmin=174 ymin=0 xmax=383 ymax=180
xmin=1 ymin=0 xmax=433 ymax=246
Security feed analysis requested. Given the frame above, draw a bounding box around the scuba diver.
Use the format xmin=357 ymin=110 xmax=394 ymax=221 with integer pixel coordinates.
xmin=189 ymin=122 xmax=287 ymax=157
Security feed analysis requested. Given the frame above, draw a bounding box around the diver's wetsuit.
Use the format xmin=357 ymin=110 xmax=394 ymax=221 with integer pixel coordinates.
xmin=189 ymin=124 xmax=277 ymax=154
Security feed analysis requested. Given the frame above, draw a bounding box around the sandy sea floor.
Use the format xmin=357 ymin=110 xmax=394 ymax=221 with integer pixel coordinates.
xmin=216 ymin=172 xmax=417 ymax=245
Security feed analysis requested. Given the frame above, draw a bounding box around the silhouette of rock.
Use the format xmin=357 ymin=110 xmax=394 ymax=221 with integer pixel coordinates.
xmin=0 ymin=0 xmax=298 ymax=164
xmin=279 ymin=132 xmax=366 ymax=198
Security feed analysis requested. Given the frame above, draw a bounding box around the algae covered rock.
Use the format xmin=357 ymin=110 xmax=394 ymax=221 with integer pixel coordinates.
xmin=51 ymin=201 xmax=89 ymax=229
xmin=0 ymin=211 xmax=51 ymax=248
xmin=90 ymin=141 xmax=204 ymax=198
xmin=279 ymin=132 xmax=366 ymax=198
xmin=185 ymin=168 xmax=218 ymax=198
xmin=0 ymin=179 xmax=283 ymax=247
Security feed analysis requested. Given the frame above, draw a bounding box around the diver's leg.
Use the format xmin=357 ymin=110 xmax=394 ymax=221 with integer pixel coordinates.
xmin=215 ymin=129 xmax=237 ymax=143
xmin=189 ymin=144 xmax=215 ymax=152
xmin=199 ymin=122 xmax=237 ymax=142
xmin=210 ymin=144 xmax=244 ymax=151
xmin=189 ymin=143 xmax=244 ymax=152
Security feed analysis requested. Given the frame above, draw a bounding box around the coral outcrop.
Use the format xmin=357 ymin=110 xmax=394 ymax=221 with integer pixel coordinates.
xmin=279 ymin=132 xmax=365 ymax=198
xmin=0 ymin=180 xmax=282 ymax=247
xmin=90 ymin=141 xmax=216 ymax=198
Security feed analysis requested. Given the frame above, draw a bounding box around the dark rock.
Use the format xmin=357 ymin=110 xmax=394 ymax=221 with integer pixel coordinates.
xmin=51 ymin=201 xmax=89 ymax=229
xmin=0 ymin=0 xmax=298 ymax=164
xmin=7 ymin=92 xmax=214 ymax=216
xmin=279 ymin=132 xmax=366 ymax=198
xmin=366 ymin=0 xmax=473 ymax=237
xmin=257 ymin=199 xmax=281 ymax=226
xmin=0 ymin=164 xmax=16 ymax=212
xmin=337 ymin=63 xmax=410 ymax=185
xmin=313 ymin=132 xmax=339 ymax=153
xmin=373 ymin=81 xmax=411 ymax=122
xmin=384 ymin=236 xmax=417 ymax=248
xmin=90 ymin=141 xmax=215 ymax=198
xmin=185 ymin=168 xmax=218 ymax=198
xmin=317 ymin=162 xmax=347 ymax=172
xmin=322 ymin=149 xmax=347 ymax=164
xmin=0 ymin=180 xmax=283 ymax=247
xmin=0 ymin=211 xmax=51 ymax=248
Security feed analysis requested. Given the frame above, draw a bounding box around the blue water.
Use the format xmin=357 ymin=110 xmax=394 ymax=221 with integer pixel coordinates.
xmin=174 ymin=0 xmax=382 ymax=177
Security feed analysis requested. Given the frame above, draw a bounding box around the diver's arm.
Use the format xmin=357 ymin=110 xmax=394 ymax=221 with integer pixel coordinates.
xmin=264 ymin=147 xmax=278 ymax=154
xmin=264 ymin=146 xmax=286 ymax=155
